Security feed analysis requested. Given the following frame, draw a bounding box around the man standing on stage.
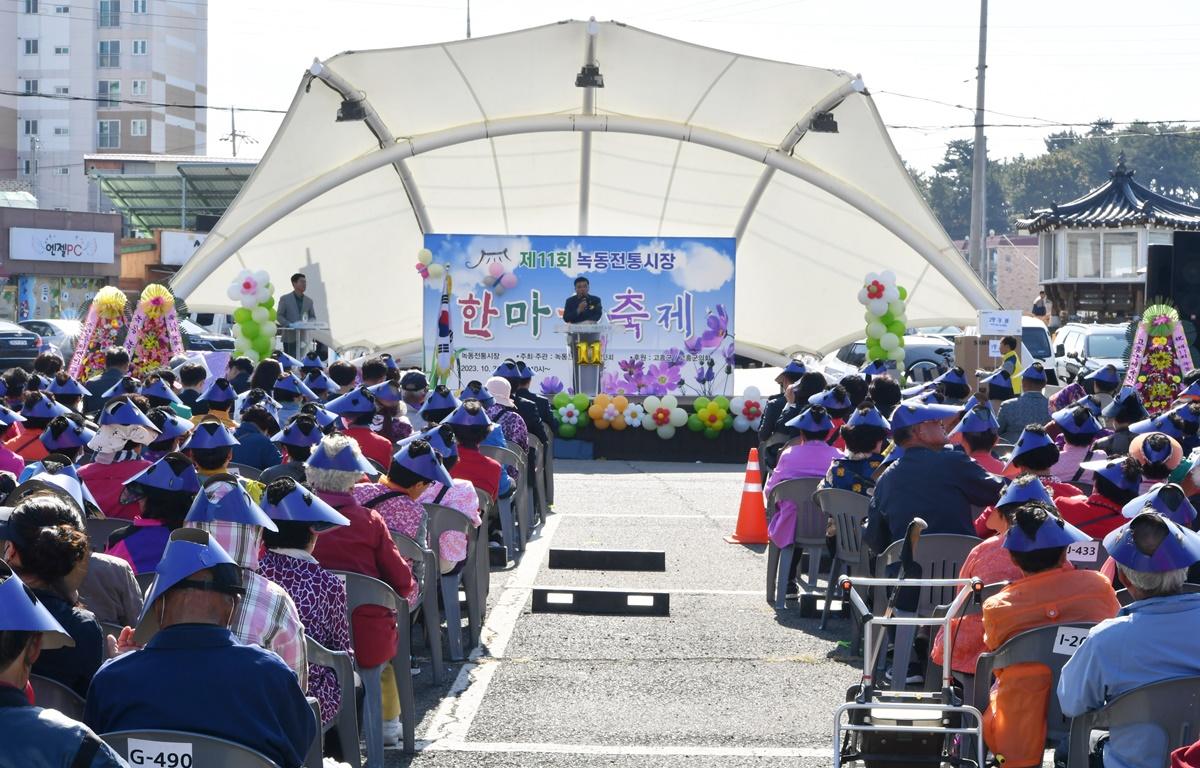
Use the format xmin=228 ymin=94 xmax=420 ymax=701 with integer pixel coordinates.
xmin=277 ymin=272 xmax=316 ymax=356
xmin=563 ymin=276 xmax=602 ymax=323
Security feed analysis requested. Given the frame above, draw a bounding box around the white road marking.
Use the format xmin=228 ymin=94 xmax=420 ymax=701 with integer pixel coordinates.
xmin=419 ymin=740 xmax=831 ymax=758
xmin=530 ymin=586 xmax=762 ymax=596
xmin=556 ymin=513 xmax=738 ymax=519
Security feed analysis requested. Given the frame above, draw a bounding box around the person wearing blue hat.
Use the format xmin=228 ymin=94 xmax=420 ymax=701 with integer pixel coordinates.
xmin=1171 ymin=401 xmax=1200 ymax=454
xmin=0 ymin=561 xmax=127 ymax=768
xmin=821 ymin=402 xmax=888 ymax=497
xmin=6 ymin=391 xmax=70 ymax=463
xmin=399 ymin=369 xmax=430 ymax=421
xmin=1059 ymin=512 xmax=1200 ymax=768
xmin=980 ymin=367 xmax=1014 ymax=405
xmin=761 ymin=360 xmax=809 ymax=444
xmin=459 ymin=380 xmax=495 ymax=409
xmin=980 ymin=501 xmax=1119 ymax=767
xmin=261 ymin=414 xmax=322 ymax=485
xmin=299 ymin=350 xmax=326 ymax=374
xmin=1051 ymin=405 xmax=1105 ymax=483
xmin=1058 ymin=457 xmax=1144 ymax=539
xmin=302 ymin=369 xmax=335 ymax=400
xmin=1130 ymin=431 xmax=1183 ymax=489
xmin=948 ymin=404 xmax=1004 ymax=474
xmin=139 ymin=373 xmax=183 ymax=409
xmin=300 ymin=401 xmax=342 ymax=434
xmin=991 ymin=425 xmax=1081 ymax=528
xmin=182 ymin=418 xmax=251 ymax=491
xmin=365 ymin=379 xmax=415 ymax=444
xmin=399 ymin=427 xmax=482 ymax=570
xmin=82 ymin=346 xmax=130 ymax=414
xmin=272 ymin=372 xmax=317 ymax=426
xmin=47 ymin=372 xmax=89 ymax=413
xmin=84 ymin=527 xmax=316 ymax=768
xmin=859 ymin=359 xmax=889 ymax=378
xmin=193 ymin=377 xmax=238 ymax=429
xmin=933 ymin=366 xmax=971 ymax=406
xmin=419 ymin=384 xmax=462 ymax=426
xmin=512 ymin=360 xmax=557 ymax=437
xmin=1082 ymin=363 xmax=1121 ymax=402
xmin=327 ymin=386 xmax=393 ymax=470
xmin=444 ymin=400 xmax=508 ymax=501
xmin=271 ymin=350 xmax=304 ymax=373
xmin=143 ymin=405 xmax=194 ymax=462
xmin=232 ymin=405 xmax=284 ymax=472
xmin=867 ymin=399 xmax=1001 ymax=554
xmin=99 ymin=374 xmax=141 ymax=403
xmin=38 ymin=414 xmax=95 ymax=464
xmin=106 ymin=452 xmax=202 ymax=574
xmin=1094 ymin=386 xmax=1150 ymax=457
xmin=995 ymin=362 xmax=1051 ymax=444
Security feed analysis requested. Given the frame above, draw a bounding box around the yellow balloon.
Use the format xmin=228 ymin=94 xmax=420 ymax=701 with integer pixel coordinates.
xmin=594 ymin=394 xmax=611 ymax=409
xmin=611 ymin=415 xmax=627 ymax=431
xmin=587 ymin=404 xmax=604 ymax=419
xmin=613 ymin=395 xmax=629 ymax=411
xmin=594 ymin=418 xmax=610 ymax=430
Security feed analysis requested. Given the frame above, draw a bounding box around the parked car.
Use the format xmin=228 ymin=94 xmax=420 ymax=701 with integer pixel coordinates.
xmin=180 ymin=318 xmax=236 ymax=352
xmin=1053 ymin=323 xmax=1129 ymax=383
xmin=19 ymin=318 xmax=82 ymax=360
xmin=0 ymin=321 xmax=44 ymax=370
xmin=819 ymin=334 xmax=955 ymax=383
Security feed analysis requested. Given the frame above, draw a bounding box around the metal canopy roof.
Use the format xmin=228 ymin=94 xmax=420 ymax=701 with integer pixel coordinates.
xmin=1021 ymin=154 xmax=1200 ymax=233
xmin=90 ymin=161 xmax=256 ymax=233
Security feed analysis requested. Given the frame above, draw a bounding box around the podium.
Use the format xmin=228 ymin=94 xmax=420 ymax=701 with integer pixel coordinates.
xmin=281 ymin=320 xmax=329 ymax=356
xmin=556 ymin=321 xmax=610 ymax=397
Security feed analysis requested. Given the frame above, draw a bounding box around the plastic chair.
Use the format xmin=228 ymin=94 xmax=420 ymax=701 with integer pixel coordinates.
xmin=764 ymin=477 xmax=825 ymax=610
xmin=304 ymin=697 xmax=322 ymax=768
xmin=85 ymin=517 xmax=127 ymax=553
xmin=543 ymin=431 xmax=555 ymax=506
xmin=530 ymin=438 xmax=550 ymax=525
xmin=1115 ymin=582 xmax=1200 ymax=607
xmin=478 ymin=444 xmax=524 ymax=557
xmin=332 ymin=570 xmax=416 ymax=759
xmin=305 ymin=636 xmax=360 ymax=768
xmin=227 ymin=462 xmax=262 ymax=481
xmin=474 ymin=487 xmax=496 ymax=601
xmin=425 ymin=502 xmax=477 ymax=661
xmin=503 ymin=440 xmax=536 ymax=535
xmin=812 ymin=488 xmax=870 ymax=630
xmin=102 ymin=730 xmax=280 ymax=768
xmin=971 ymin=622 xmax=1099 ymax=755
xmin=389 ymin=530 xmax=444 ymax=685
xmin=1066 ymin=675 xmax=1200 ymax=768
xmin=29 ymin=674 xmax=85 ymax=719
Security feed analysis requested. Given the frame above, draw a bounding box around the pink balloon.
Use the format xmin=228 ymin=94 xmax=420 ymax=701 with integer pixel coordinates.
xmin=500 ymin=273 xmax=518 ymax=289
xmin=488 ymin=263 xmax=505 ymax=277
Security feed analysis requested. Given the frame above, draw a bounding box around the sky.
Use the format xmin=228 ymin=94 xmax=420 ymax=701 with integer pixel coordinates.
xmin=204 ymin=0 xmax=1200 ymax=173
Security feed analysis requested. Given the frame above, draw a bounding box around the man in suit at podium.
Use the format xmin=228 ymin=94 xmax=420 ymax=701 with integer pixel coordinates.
xmin=563 ymin=276 xmax=602 ymax=322
xmin=277 ymin=272 xmax=316 ymax=356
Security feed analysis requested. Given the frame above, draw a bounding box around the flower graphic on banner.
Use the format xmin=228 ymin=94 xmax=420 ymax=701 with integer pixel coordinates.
xmin=539 ymin=375 xmax=564 ymax=396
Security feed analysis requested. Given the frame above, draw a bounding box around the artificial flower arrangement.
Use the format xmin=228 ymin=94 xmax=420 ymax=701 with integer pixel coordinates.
xmin=68 ymin=286 xmax=128 ymax=380
xmin=1126 ymin=302 xmax=1194 ymax=414
xmin=125 ymin=284 xmax=185 ymax=376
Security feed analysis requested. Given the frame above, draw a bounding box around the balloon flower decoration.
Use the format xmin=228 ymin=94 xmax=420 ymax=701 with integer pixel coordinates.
xmin=857 ymin=270 xmax=909 ymax=367
xmin=553 ymin=392 xmax=592 ymax=439
xmin=483 ymin=262 xmax=519 ymax=296
xmin=125 ymin=284 xmax=184 ymax=376
xmin=688 ymin=396 xmax=733 ymax=439
xmin=729 ymin=386 xmax=765 ymax=433
xmin=589 ymin=394 xmax=632 ymax=430
xmin=69 ymin=286 xmax=128 ymax=380
xmin=640 ymin=394 xmax=688 ymax=439
xmin=415 ymin=248 xmax=446 ymax=285
xmin=227 ymin=269 xmax=277 ymax=363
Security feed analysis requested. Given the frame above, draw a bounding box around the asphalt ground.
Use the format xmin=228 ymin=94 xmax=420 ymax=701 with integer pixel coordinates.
xmin=382 ymin=458 xmax=863 ymax=767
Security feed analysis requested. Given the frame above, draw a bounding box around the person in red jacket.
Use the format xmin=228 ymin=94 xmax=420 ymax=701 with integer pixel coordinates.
xmin=1056 ymin=456 xmax=1143 ymax=539
xmin=78 ymin=399 xmax=159 ymax=520
xmin=443 ymin=401 xmax=501 ymax=501
xmin=326 ymin=387 xmax=394 ymax=470
xmin=5 ymin=392 xmax=70 ymax=462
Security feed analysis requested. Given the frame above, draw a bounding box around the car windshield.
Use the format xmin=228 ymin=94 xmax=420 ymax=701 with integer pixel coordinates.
xmin=1086 ymin=333 xmax=1127 ymax=359
xmin=1022 ymin=327 xmax=1053 ymax=358
xmin=179 ymin=319 xmax=204 ymax=334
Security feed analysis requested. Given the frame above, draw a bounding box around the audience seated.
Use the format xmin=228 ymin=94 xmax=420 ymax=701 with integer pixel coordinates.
xmin=1057 ymin=457 xmax=1143 ymax=539
xmin=1093 ymin=387 xmax=1150 ymax=458
xmin=326 ymin=387 xmax=393 ymax=469
xmin=231 ymin=404 xmax=283 ymax=470
xmin=262 ymin=415 xmax=321 ymax=485
xmin=1052 ymin=404 xmax=1105 ymax=483
xmin=974 ymin=425 xmax=1080 ymax=537
xmin=78 ymin=399 xmax=157 ymax=520
xmin=484 ymin=377 xmax=529 ymax=451
xmin=996 ymin=363 xmax=1051 ymax=444
xmin=106 ymin=453 xmax=200 ymax=574
xmin=949 ymin=403 xmax=1004 ymax=474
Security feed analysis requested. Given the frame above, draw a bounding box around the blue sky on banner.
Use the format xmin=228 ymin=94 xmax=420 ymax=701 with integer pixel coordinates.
xmin=421 ymin=234 xmax=735 ymax=393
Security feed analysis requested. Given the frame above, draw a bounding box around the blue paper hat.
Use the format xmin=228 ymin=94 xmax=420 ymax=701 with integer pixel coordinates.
xmin=40 ymin=420 xmax=96 ymax=451
xmin=404 ymin=426 xmax=460 ymax=460
xmin=305 ymin=438 xmax=377 ymax=475
xmin=1178 ymin=381 xmax=1200 ymax=400
xmin=901 ymin=382 xmax=935 ymax=399
xmin=198 ymin=378 xmax=236 ymax=405
xmin=303 ymin=371 xmax=335 ymax=393
xmin=325 ymin=387 xmax=376 ymax=416
xmin=134 ymin=528 xmax=244 ymax=644
xmin=13 ymin=465 xmax=99 ymax=512
xmin=1171 ymin=403 xmax=1200 ymax=426
xmin=997 ymin=477 xmax=1054 ymax=508
xmin=1022 ymin=363 xmax=1048 ymax=383
xmin=786 ymin=406 xmax=833 ymax=435
xmin=98 ymin=399 xmax=158 ymax=430
xmin=846 ymin=405 xmax=889 ymax=431
xmin=1129 ymin=414 xmax=1184 ymax=440
xmin=399 ymin=370 xmax=427 ymax=391
xmin=380 ymin=354 xmax=399 ymax=372
xmin=23 ymin=393 xmax=70 ymax=420
xmin=48 ymin=376 xmax=88 ymax=398
xmin=391 ymin=442 xmax=454 ymax=488
xmin=185 ymin=475 xmax=277 ymax=531
xmin=858 ymin=360 xmax=888 ymax=377
xmin=443 ymin=403 xmax=495 ymax=429
xmin=514 ymin=360 xmax=534 ymax=379
xmin=949 ymin=404 xmax=1000 ymax=437
xmin=1072 ymin=395 xmax=1104 ymax=418
xmin=808 ymin=388 xmax=851 ymax=411
xmin=960 ymin=394 xmax=991 ymax=414
xmin=300 ymin=403 xmax=341 ymax=429
xmin=1052 ymin=405 xmax=1103 ymax=436
xmin=458 ymin=384 xmax=494 ymax=408
xmin=0 ymin=404 xmax=26 ymax=427
xmin=1003 ymin=428 xmax=1057 ymax=473
xmin=181 ymin=420 xmax=240 ymax=450
xmin=420 ymin=388 xmax=460 ymax=416
xmin=494 ymin=360 xmax=522 ymax=379
xmin=917 ymin=389 xmax=944 ymax=405
xmin=934 ymin=367 xmax=968 ymax=387
xmin=1084 ymin=365 xmax=1121 ymax=387
xmin=273 ymin=373 xmax=318 ymax=402
xmin=272 ymin=351 xmax=304 ymax=371
xmin=1082 ymin=457 xmax=1142 ymax=493
xmin=0 ymin=562 xmax=74 ymax=649
xmin=101 ymin=376 xmax=141 ymax=399
xmin=272 ymin=418 xmax=324 ymax=447
xmin=980 ymin=368 xmax=1012 ymax=389
xmin=300 ymin=351 xmax=326 ymax=370
xmin=889 ymin=400 xmax=962 ymax=430
xmin=1003 ymin=511 xmax=1090 ymax=552
xmin=782 ymin=360 xmax=808 ymax=377
xmin=367 ymin=381 xmax=402 ymax=404
xmin=1121 ymin=483 xmax=1197 ymax=526
xmin=139 ymin=378 xmax=182 ymax=404
xmin=150 ymin=411 xmax=194 ymax=443
xmin=1102 ymin=386 xmax=1149 ymax=421
xmin=123 ymin=453 xmax=201 ymax=497
xmin=259 ymin=479 xmax=349 ymax=531
xmin=1105 ymin=512 xmax=1200 ymax=572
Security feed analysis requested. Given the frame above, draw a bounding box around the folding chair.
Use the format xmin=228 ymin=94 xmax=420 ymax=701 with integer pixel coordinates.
xmin=526 ymin=438 xmax=549 ymax=526
xmin=971 ymin=622 xmax=1099 ymax=758
xmin=504 ymin=440 xmax=535 ymax=534
xmin=1066 ymin=675 xmax=1200 ymax=768
xmin=85 ymin=517 xmax=127 ymax=553
xmin=305 ymin=636 xmax=360 ymax=768
xmin=474 ymin=487 xmax=496 ymax=600
xmin=29 ymin=674 xmax=85 ymax=719
xmin=425 ymin=503 xmax=477 ymax=660
xmin=332 ymin=571 xmax=416 ymax=759
xmin=304 ymin=697 xmax=322 ymax=768
xmin=389 ymin=531 xmax=444 ymax=685
xmin=765 ymin=477 xmax=825 ymax=610
xmin=543 ymin=431 xmax=555 ymax=506
xmin=812 ymin=488 xmax=870 ymax=630
xmin=227 ymin=462 xmax=263 ymax=481
xmin=478 ymin=444 xmax=524 ymax=557
xmin=102 ymin=730 xmax=280 ymax=768
xmin=1116 ymin=582 xmax=1200 ymax=607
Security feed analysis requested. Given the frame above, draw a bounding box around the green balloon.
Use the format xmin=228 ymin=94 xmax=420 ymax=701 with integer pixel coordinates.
xmin=552 ymin=392 xmax=569 ymax=409
xmin=704 ymin=427 xmax=719 ymax=439
xmin=558 ymin=423 xmax=577 ymax=439
xmin=714 ymin=396 xmax=730 ymax=410
xmin=880 ymin=312 xmax=894 ymax=325
xmin=687 ymin=414 xmax=703 ymax=432
xmin=260 ymin=297 xmax=275 ymax=309
xmin=241 ymin=322 xmax=260 ymax=340
xmin=898 ymin=286 xmax=908 ymax=300
xmin=233 ymin=308 xmax=251 ymax=324
xmin=723 ymin=414 xmax=733 ymax=429
xmin=888 ymin=321 xmax=906 ymax=336
xmin=268 ymin=308 xmax=277 ymax=321
xmin=572 ymin=393 xmax=590 ymax=410
xmin=252 ymin=335 xmax=272 ymax=356
xmin=694 ymin=396 xmax=710 ymax=411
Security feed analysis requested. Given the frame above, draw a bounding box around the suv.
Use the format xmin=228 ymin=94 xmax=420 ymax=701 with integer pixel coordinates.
xmin=180 ymin=318 xmax=236 ymax=352
xmin=1053 ymin=323 xmax=1129 ymax=383
xmin=819 ymin=334 xmax=955 ymax=382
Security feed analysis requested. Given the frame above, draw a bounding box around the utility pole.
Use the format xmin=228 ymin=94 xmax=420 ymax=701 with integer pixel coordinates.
xmin=466 ymin=0 xmax=471 ymax=38
xmin=218 ymin=107 xmax=255 ymax=158
xmin=967 ymin=0 xmax=989 ymax=280
xmin=29 ymin=136 xmax=39 ymax=203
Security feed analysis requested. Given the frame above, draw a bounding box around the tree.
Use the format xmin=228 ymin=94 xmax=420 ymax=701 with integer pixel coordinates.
xmin=923 ymin=139 xmax=1009 ymax=240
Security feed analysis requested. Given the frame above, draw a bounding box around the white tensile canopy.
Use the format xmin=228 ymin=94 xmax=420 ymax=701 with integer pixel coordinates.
xmin=171 ymin=20 xmax=996 ymax=361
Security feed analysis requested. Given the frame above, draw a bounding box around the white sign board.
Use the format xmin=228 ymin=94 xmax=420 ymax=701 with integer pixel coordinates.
xmin=978 ymin=309 xmax=1022 ymax=336
xmin=160 ymin=230 xmax=206 ymax=266
xmin=8 ymin=227 xmax=114 ymax=264
xmin=1066 ymin=540 xmax=1101 ymax=565
xmin=988 ymin=339 xmax=1001 ymax=357
xmin=126 ymin=738 xmax=193 ymax=767
xmin=1052 ymin=626 xmax=1091 ymax=656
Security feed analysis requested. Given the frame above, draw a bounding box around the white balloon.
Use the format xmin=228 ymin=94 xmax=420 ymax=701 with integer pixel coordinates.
xmin=730 ymin=397 xmax=746 ymax=414
xmin=880 ymin=269 xmax=897 ymax=285
xmin=733 ymin=415 xmax=751 ymax=433
xmin=253 ymin=270 xmax=270 ymax=288
xmin=889 ymin=300 xmax=907 ymax=317
xmin=240 ymin=295 xmax=257 ymax=309
xmin=864 ymin=311 xmax=875 ymax=324
xmin=245 ymin=349 xmax=260 ymax=363
xmin=889 ymin=348 xmax=906 ymax=362
xmin=857 ymin=287 xmax=869 ymax=306
xmin=427 ymin=263 xmax=445 ymax=278
xmin=657 ymin=424 xmax=676 ymax=440
xmin=260 ymin=321 xmax=276 ymax=337
xmin=880 ymin=333 xmax=899 ymax=351
xmin=642 ymin=395 xmax=661 ymax=413
xmin=661 ymin=394 xmax=679 ymax=410
xmin=230 ymin=324 xmax=244 ymax=339
xmin=668 ymin=408 xmax=688 ymax=427
xmin=251 ymin=307 xmax=268 ymax=322
xmin=417 ymin=248 xmax=433 ymax=265
xmin=744 ymin=386 xmax=761 ymax=400
xmin=865 ymin=272 xmax=880 ymax=285
xmin=883 ymin=286 xmax=900 ymax=302
xmin=867 ymin=299 xmax=889 ymax=317
xmin=226 ymin=284 xmax=241 ymax=302
xmin=867 ymin=321 xmax=886 ymax=338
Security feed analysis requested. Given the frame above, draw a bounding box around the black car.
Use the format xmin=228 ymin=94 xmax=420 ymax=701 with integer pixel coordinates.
xmin=0 ymin=321 xmax=44 ymax=370
xmin=180 ymin=319 xmax=236 ymax=352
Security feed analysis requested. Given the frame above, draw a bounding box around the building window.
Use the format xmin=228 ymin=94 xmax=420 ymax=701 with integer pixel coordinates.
xmin=54 ymin=46 xmax=69 ymax=55
xmin=97 ymin=80 xmax=120 ymax=108
xmin=98 ymin=0 xmax=119 ymax=27
xmin=1066 ymin=233 xmax=1101 ymax=279
xmin=21 ymin=160 xmax=33 ymax=176
xmin=53 ymin=126 xmax=69 ymax=136
xmin=54 ymin=5 xmax=69 ymax=13
xmin=23 ymin=120 xmax=38 ymax=136
xmin=131 ymin=79 xmax=147 ymax=96
xmin=22 ymin=80 xmax=39 ymax=94
xmin=132 ymin=39 xmax=147 ymax=55
xmin=1039 ymin=233 xmax=1057 ymax=280
xmin=53 ymin=85 xmax=69 ymax=95
xmin=24 ymin=39 xmax=39 ymax=55
xmin=56 ymin=167 xmax=70 ymax=176
xmin=98 ymin=40 xmax=119 ymax=68
xmin=1102 ymin=231 xmax=1139 ymax=279
xmin=130 ymin=119 xmax=147 ymax=137
xmin=97 ymin=120 xmax=120 ymax=149
xmin=132 ymin=0 xmax=146 ymax=12
xmin=23 ymin=0 xmax=38 ymax=13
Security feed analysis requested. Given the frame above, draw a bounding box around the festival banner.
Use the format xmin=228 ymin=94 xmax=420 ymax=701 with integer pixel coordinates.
xmin=421 ymin=234 xmax=737 ymax=396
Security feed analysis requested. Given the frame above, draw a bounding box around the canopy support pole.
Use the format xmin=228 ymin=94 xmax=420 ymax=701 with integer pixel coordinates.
xmin=172 ymin=112 xmax=995 ymax=314
xmin=577 ymin=20 xmax=599 ymax=235
xmin=308 ymin=59 xmax=433 ymax=234
xmin=732 ymin=77 xmax=865 ymax=244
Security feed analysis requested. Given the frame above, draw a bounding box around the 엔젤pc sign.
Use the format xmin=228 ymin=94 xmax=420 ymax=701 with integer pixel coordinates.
xmin=9 ymin=227 xmax=115 ymax=264
xmin=421 ymin=234 xmax=736 ymax=395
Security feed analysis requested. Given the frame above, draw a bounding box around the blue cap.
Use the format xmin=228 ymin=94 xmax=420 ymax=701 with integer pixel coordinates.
xmin=1003 ymin=427 xmax=1057 ymax=472
xmin=808 ymin=388 xmax=851 ymax=411
xmin=272 ymin=418 xmax=323 ymax=447
xmin=997 ymin=477 xmax=1055 ymax=508
xmin=458 ymin=384 xmax=494 ymax=408
xmin=1105 ymin=511 xmax=1200 ymax=572
xmin=134 ymin=527 xmax=244 ymax=644
xmin=48 ymin=375 xmax=88 ymax=398
xmin=1103 ymin=386 xmax=1149 ymax=421
xmin=98 ymin=399 xmax=158 ymax=430
xmin=272 ymin=351 xmax=304 ymax=372
xmin=1003 ymin=511 xmax=1090 ymax=552
xmin=325 ymin=387 xmax=376 ymax=416
xmin=949 ymin=404 xmax=1000 ymax=436
xmin=785 ymin=405 xmax=833 ymax=435
xmin=901 ymin=382 xmax=935 ymax=399
xmin=391 ymin=441 xmax=454 ymax=488
xmin=1052 ymin=405 xmax=1103 ymax=436
xmin=1130 ymin=414 xmax=1185 ymax=440
xmin=23 ymin=393 xmax=70 ymax=420
xmin=1084 ymin=365 xmax=1121 ymax=387
xmin=934 ymin=367 xmax=968 ymax=387
xmin=514 ymin=360 xmax=534 ymax=379
xmin=889 ymin=400 xmax=962 ymax=430
xmin=1171 ymin=403 xmax=1200 ymax=427
xmin=0 ymin=404 xmax=26 ymax=427
xmin=400 ymin=370 xmax=427 ymax=391
xmin=782 ymin=360 xmax=808 ymax=377
xmin=149 ymin=410 xmax=194 ymax=443
xmin=443 ymin=403 xmax=494 ymax=429
xmin=494 ymin=360 xmax=522 ymax=379
xmin=0 ymin=562 xmax=74 ymax=649
xmin=980 ymin=368 xmax=1013 ymax=389
xmin=139 ymin=378 xmax=181 ymax=404
xmin=181 ymin=420 xmax=240 ymax=450
xmin=123 ymin=453 xmax=201 ymax=497
xmin=1121 ymin=483 xmax=1197 ymax=526
xmin=300 ymin=351 xmax=326 ymax=370
xmin=404 ymin=426 xmax=459 ymax=460
xmin=1081 ymin=457 xmax=1142 ymax=494
xmin=1178 ymin=381 xmax=1200 ymax=400
xmin=198 ymin=378 xmax=236 ymax=405
xmin=300 ymin=403 xmax=341 ymax=429
xmin=858 ymin=360 xmax=888 ymax=377
xmin=40 ymin=419 xmax=96 ymax=451
xmin=420 ymin=387 xmax=460 ymax=416
xmin=101 ymin=376 xmax=141 ymax=399
xmin=259 ymin=479 xmax=349 ymax=531
xmin=379 ymin=354 xmax=399 ymax=372
xmin=367 ymin=381 xmax=401 ymax=404
xmin=846 ymin=405 xmax=889 ymax=431
xmin=1071 ymin=395 xmax=1104 ymax=418
xmin=273 ymin=373 xmax=318 ymax=402
xmin=185 ymin=475 xmax=277 ymax=531
xmin=305 ymin=438 xmax=377 ymax=475
xmin=1022 ymin=363 xmax=1048 ymax=383
xmin=303 ymin=371 xmax=335 ymax=393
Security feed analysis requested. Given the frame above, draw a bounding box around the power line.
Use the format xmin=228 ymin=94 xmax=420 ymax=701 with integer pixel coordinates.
xmin=2 ymin=88 xmax=287 ymax=114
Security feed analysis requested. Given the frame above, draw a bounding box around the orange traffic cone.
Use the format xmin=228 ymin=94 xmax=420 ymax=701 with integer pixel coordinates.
xmin=725 ymin=447 xmax=769 ymax=544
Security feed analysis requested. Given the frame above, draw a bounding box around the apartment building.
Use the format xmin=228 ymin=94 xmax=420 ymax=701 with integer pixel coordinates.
xmin=8 ymin=0 xmax=207 ymax=211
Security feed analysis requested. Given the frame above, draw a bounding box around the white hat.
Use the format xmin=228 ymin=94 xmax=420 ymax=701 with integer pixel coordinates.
xmin=485 ymin=376 xmax=514 ymax=408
